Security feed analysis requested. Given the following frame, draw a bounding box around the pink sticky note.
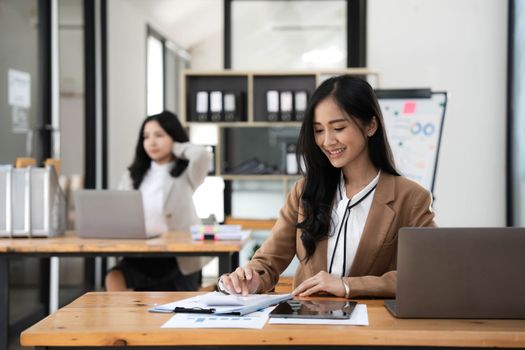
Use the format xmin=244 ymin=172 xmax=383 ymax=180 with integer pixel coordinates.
xmin=403 ymin=101 xmax=416 ymax=114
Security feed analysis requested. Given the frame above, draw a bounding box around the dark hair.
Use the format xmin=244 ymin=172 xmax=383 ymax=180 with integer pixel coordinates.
xmin=296 ymin=75 xmax=399 ymax=260
xmin=128 ymin=110 xmax=189 ymax=189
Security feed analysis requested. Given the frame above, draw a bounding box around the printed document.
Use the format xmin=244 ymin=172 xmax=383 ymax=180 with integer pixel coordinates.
xmin=161 ymin=307 xmax=275 ymax=329
xmin=149 ymin=292 xmax=292 ymax=316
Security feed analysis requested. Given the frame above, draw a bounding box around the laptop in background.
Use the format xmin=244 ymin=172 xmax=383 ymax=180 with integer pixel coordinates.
xmin=74 ymin=190 xmax=159 ymax=239
xmin=385 ymin=227 xmax=525 ymax=319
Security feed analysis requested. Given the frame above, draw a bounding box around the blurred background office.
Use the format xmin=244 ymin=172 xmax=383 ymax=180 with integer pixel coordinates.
xmin=0 ymin=0 xmax=523 ymax=349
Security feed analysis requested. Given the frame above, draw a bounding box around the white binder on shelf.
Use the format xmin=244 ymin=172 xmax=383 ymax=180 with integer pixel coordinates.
xmin=223 ymin=93 xmax=237 ymax=121
xmin=266 ymin=90 xmax=279 ymax=121
xmin=209 ymin=91 xmax=223 ymax=122
xmin=195 ymin=91 xmax=209 ymax=122
xmin=294 ymin=91 xmax=308 ymax=121
xmin=280 ymin=91 xmax=293 ymax=121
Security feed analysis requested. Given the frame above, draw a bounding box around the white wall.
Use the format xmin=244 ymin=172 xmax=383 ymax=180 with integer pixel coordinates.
xmin=190 ymin=29 xmax=223 ymax=70
xmin=368 ymin=0 xmax=507 ymax=226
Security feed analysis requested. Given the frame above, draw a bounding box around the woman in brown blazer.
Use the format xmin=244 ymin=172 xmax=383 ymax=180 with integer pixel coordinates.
xmin=221 ymin=75 xmax=436 ymax=298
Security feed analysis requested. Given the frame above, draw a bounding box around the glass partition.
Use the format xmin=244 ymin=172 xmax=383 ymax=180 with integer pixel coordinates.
xmin=0 ymin=0 xmax=41 ymax=164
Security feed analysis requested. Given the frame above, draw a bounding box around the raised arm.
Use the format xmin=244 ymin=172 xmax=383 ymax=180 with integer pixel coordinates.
xmin=173 ymin=142 xmax=211 ymax=191
xmin=219 ymin=181 xmax=302 ymax=295
xmin=246 ymin=181 xmax=302 ymax=292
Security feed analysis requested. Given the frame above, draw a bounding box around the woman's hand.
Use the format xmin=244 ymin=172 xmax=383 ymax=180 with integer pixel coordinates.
xmin=292 ymin=271 xmax=346 ymax=297
xmin=219 ymin=266 xmax=262 ymax=296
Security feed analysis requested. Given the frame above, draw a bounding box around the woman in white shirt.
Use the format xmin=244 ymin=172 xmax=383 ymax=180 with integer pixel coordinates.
xmin=105 ymin=111 xmax=211 ymax=291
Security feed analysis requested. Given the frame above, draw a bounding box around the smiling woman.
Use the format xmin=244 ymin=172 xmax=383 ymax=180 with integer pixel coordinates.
xmin=219 ymin=75 xmax=436 ymax=298
xmin=313 ymin=97 xmax=377 ymax=182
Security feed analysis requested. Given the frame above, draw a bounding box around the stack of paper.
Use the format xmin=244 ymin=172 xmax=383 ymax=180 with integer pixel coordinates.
xmin=150 ymin=292 xmax=291 ymax=316
xmin=190 ymin=224 xmax=250 ymax=241
xmin=151 ymin=292 xmax=292 ymax=329
xmin=151 ymin=293 xmax=369 ymax=329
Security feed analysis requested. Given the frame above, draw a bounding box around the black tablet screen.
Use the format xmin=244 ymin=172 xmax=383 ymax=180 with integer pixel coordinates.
xmin=269 ymin=299 xmax=357 ymax=319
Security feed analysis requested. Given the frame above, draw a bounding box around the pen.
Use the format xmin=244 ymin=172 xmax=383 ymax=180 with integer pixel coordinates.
xmin=173 ymin=307 xmax=215 ymax=314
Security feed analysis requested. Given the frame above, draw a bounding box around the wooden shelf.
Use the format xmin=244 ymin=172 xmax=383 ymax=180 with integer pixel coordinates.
xmin=181 ymin=69 xmax=380 ymax=124
xmin=220 ymin=174 xmax=300 ymax=181
xmin=185 ymin=121 xmax=301 ymax=128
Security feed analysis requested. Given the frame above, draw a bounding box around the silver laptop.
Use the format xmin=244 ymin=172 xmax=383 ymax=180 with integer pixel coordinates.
xmin=385 ymin=227 xmax=525 ymax=319
xmin=74 ymin=190 xmax=158 ymax=239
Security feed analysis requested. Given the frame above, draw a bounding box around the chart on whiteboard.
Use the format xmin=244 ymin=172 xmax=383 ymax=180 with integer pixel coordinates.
xmin=378 ymin=91 xmax=447 ymax=192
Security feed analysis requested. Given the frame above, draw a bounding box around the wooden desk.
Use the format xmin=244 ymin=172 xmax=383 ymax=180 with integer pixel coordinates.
xmin=21 ymin=292 xmax=525 ymax=349
xmin=0 ymin=232 xmax=247 ymax=350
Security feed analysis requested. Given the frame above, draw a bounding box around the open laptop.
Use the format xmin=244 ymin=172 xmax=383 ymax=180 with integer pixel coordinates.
xmin=385 ymin=227 xmax=525 ymax=319
xmin=74 ymin=190 xmax=159 ymax=239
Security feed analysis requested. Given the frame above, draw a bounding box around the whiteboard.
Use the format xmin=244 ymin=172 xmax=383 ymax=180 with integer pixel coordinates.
xmin=377 ymin=90 xmax=447 ymax=193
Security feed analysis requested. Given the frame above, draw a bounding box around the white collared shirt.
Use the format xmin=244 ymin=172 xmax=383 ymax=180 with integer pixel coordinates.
xmin=139 ymin=161 xmax=173 ymax=234
xmin=327 ymin=171 xmax=380 ymax=277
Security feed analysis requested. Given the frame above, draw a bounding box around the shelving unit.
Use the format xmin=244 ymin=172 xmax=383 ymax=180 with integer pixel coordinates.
xmin=180 ymin=69 xmax=380 ymax=220
xmin=181 ymin=69 xmax=380 ymax=125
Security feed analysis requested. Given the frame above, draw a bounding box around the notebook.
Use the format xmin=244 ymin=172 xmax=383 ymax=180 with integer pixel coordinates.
xmin=385 ymin=227 xmax=525 ymax=319
xmin=74 ymin=190 xmax=159 ymax=239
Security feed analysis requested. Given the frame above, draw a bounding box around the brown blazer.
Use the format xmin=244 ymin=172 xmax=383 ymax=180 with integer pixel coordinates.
xmin=247 ymin=172 xmax=436 ymax=298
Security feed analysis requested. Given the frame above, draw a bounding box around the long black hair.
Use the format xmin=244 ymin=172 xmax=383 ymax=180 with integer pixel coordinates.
xmin=128 ymin=111 xmax=189 ymax=189
xmin=296 ymin=75 xmax=399 ymax=260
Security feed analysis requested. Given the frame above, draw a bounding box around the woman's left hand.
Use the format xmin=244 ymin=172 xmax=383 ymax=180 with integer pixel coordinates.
xmin=291 ymin=271 xmax=346 ymax=297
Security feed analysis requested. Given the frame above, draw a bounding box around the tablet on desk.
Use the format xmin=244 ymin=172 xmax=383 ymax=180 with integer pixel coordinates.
xmin=269 ymin=299 xmax=357 ymax=319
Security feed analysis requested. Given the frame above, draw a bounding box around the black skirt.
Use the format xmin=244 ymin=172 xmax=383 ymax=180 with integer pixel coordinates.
xmin=109 ymin=257 xmax=201 ymax=291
